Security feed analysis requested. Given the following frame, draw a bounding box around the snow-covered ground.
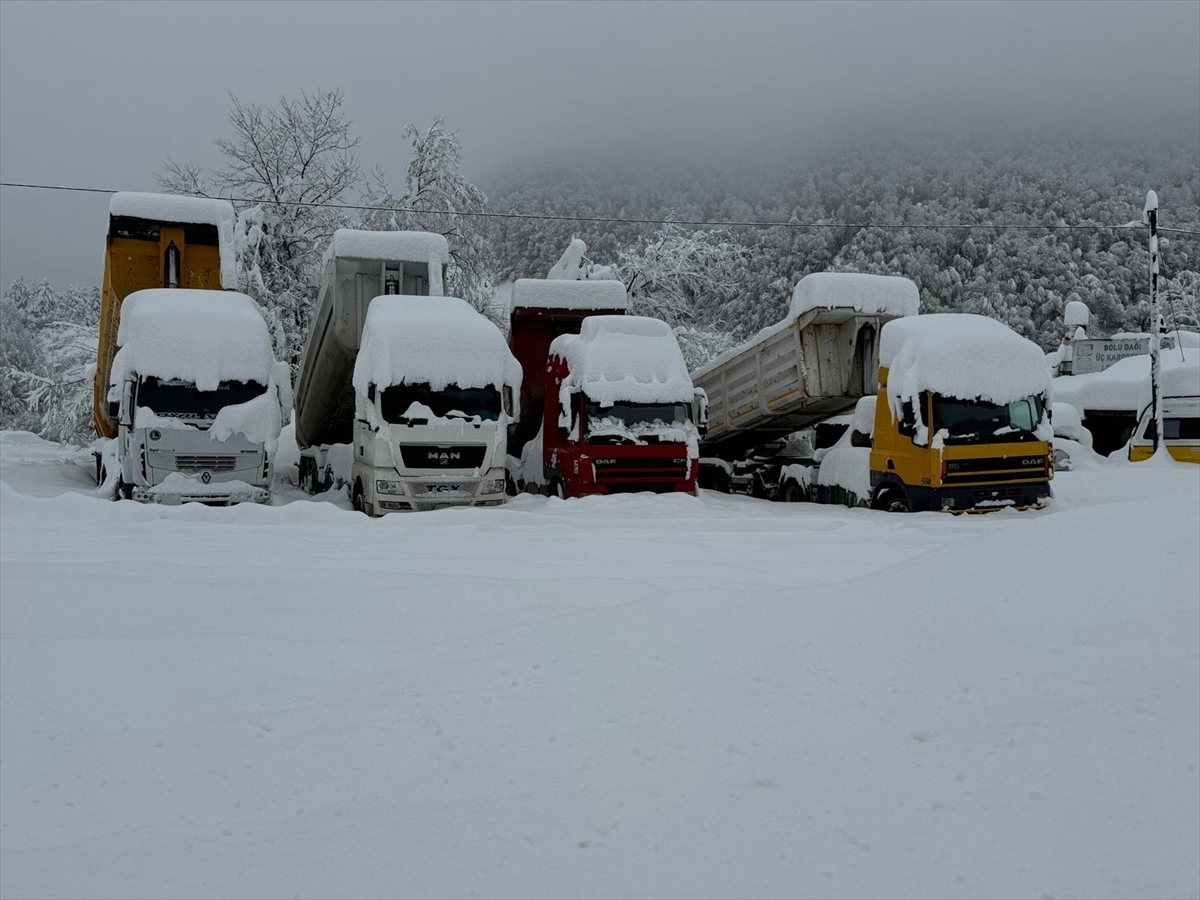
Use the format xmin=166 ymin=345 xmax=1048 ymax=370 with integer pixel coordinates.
xmin=2 ymin=430 xmax=1197 ymax=900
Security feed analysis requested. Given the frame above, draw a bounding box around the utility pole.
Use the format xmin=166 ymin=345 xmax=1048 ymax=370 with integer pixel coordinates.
xmin=1144 ymin=190 xmax=1162 ymax=456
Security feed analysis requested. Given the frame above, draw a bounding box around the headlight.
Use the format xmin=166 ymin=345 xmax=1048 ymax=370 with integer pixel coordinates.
xmin=375 ymin=479 xmax=405 ymax=494
xmin=484 ymin=477 xmax=506 ymax=493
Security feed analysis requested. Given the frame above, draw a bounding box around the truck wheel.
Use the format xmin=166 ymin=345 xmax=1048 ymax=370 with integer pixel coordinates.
xmin=505 ymin=472 xmax=519 ymax=496
xmin=873 ymin=487 xmax=910 ymax=513
xmin=352 ymin=480 xmax=366 ymax=514
xmin=783 ymin=480 xmax=805 ymax=503
xmin=552 ymin=479 xmax=569 ymax=500
xmin=117 ymin=478 xmax=132 ymax=501
xmin=299 ymin=458 xmax=315 ymax=494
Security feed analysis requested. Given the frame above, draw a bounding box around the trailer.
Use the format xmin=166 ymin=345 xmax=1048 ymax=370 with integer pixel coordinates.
xmin=506 ymin=277 xmax=629 ymax=461
xmin=692 ymin=272 xmax=918 ymax=496
xmin=293 ymin=230 xmax=521 ymax=514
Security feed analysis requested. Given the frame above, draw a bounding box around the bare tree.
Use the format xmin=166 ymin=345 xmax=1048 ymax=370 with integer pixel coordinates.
xmin=159 ymin=88 xmax=362 ymax=369
xmin=615 ymin=223 xmax=748 ymax=324
xmin=362 ymin=118 xmax=495 ymax=317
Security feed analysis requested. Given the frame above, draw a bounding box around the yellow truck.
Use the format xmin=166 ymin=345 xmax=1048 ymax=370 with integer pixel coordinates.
xmin=867 ymin=314 xmax=1053 ymax=512
xmin=91 ymin=192 xmax=288 ymax=504
xmin=94 ymin=192 xmax=235 ymax=438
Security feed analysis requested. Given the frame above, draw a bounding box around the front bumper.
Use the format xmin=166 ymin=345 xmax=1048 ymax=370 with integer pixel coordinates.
xmin=371 ymin=471 xmax=508 ymax=513
xmin=133 ymin=481 xmax=270 ymax=506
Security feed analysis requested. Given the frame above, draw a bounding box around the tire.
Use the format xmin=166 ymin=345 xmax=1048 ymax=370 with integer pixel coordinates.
xmin=299 ymin=457 xmax=315 ymax=495
xmin=117 ymin=478 xmax=133 ymax=501
xmin=552 ymin=479 xmax=568 ymax=500
xmin=873 ymin=487 xmax=911 ymax=513
xmin=352 ymin=480 xmax=366 ymax=515
xmin=783 ymin=480 xmax=805 ymax=503
xmin=505 ymin=472 xmax=519 ymax=497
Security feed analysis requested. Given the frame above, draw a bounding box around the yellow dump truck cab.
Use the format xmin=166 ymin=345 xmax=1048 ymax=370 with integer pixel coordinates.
xmin=869 ymin=380 xmax=1052 ymax=512
xmin=1128 ymin=396 xmax=1200 ymax=464
xmin=867 ymin=314 xmax=1054 ymax=513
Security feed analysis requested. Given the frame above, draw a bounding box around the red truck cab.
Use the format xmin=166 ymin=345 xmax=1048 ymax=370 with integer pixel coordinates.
xmin=507 ymin=279 xmax=702 ymax=498
xmin=542 ymin=348 xmax=698 ymax=497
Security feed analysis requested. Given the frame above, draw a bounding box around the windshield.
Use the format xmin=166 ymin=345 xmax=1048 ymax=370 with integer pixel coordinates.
xmin=137 ymin=377 xmax=266 ymax=418
xmin=584 ymin=399 xmax=693 ymax=444
xmin=932 ymin=393 xmax=1045 ymax=444
xmin=380 ymin=383 xmax=502 ymax=423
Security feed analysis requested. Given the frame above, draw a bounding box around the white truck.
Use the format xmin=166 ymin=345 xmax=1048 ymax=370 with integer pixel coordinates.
xmin=692 ymin=272 xmax=919 ymax=497
xmin=292 ymin=229 xmax=521 ymax=514
xmin=102 ymin=289 xmax=289 ymax=504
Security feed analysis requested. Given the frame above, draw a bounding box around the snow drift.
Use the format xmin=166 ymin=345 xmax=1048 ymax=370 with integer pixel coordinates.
xmin=1054 ymin=346 xmax=1200 ymax=413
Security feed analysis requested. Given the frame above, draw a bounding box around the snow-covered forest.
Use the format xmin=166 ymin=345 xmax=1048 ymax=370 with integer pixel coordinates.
xmin=2 ymin=90 xmax=1198 ymax=446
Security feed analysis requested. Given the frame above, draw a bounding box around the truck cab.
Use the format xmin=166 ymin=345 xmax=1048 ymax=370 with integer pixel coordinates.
xmin=868 ymin=314 xmax=1053 ymax=512
xmin=104 ymin=289 xmax=288 ymax=504
xmin=538 ymin=316 xmax=701 ymax=498
xmin=344 ymin=294 xmax=522 ymax=516
xmin=351 ymin=371 xmax=514 ymax=514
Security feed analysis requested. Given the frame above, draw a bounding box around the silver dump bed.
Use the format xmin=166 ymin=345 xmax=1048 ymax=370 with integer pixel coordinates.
xmin=293 ymin=230 xmax=449 ymax=450
xmin=692 ymin=274 xmax=918 ymax=460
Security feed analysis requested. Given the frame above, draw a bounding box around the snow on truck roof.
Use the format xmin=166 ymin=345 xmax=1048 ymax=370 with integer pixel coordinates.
xmin=108 ymin=192 xmax=238 ymax=289
xmin=880 ymin=314 xmax=1053 ymax=406
xmin=111 ymin=289 xmax=275 ymax=390
xmin=352 ymin=296 xmax=521 ymax=393
xmin=510 ymin=278 xmax=629 ymax=312
xmin=549 ymin=316 xmax=694 ymax=406
xmin=790 ymin=272 xmax=920 ymax=319
xmin=324 ymin=229 xmax=449 ymax=264
xmin=691 ymin=272 xmax=918 ymax=381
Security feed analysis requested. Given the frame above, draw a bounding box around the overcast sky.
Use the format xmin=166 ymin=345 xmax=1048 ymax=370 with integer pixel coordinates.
xmin=2 ymin=0 xmax=1197 ymax=290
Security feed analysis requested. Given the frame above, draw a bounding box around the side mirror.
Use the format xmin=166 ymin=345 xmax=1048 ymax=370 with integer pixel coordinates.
xmin=693 ymin=387 xmax=709 ymax=437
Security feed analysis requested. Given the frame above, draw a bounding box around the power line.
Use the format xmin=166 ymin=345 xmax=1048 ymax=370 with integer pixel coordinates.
xmin=3 ymin=179 xmax=1199 ymax=237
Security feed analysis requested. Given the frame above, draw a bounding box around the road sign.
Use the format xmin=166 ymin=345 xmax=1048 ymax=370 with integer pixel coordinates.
xmin=1072 ymin=338 xmax=1152 ymax=375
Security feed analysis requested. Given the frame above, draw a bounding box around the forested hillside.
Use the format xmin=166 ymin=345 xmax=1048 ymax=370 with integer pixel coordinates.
xmin=3 ymin=126 xmax=1197 ymax=446
xmin=483 ymin=130 xmax=1200 ymax=346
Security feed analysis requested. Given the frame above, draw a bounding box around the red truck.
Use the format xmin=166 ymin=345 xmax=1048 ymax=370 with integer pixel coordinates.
xmin=506 ymin=279 xmax=704 ymax=498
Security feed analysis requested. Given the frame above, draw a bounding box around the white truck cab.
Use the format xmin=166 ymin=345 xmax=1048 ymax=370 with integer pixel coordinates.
xmin=104 ymin=289 xmax=289 ymax=504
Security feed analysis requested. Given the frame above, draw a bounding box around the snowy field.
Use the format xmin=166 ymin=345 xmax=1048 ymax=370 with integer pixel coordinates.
xmin=1 ymin=430 xmax=1197 ymax=900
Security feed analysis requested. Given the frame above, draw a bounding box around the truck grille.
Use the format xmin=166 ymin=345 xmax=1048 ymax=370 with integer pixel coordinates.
xmin=943 ymin=455 xmax=1046 ymax=483
xmin=174 ymin=454 xmax=239 ymax=472
xmin=399 ymin=444 xmax=487 ymax=469
xmin=408 ymin=479 xmax=479 ymax=498
xmin=592 ymin=457 xmax=689 ymax=482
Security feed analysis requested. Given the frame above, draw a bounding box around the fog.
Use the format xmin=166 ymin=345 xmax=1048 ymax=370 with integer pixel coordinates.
xmin=1 ymin=0 xmax=1197 ymax=289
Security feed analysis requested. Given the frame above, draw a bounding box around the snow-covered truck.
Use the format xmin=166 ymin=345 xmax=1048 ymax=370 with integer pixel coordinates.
xmin=92 ymin=191 xmax=288 ymax=504
xmin=506 ymin=277 xmax=629 ymax=464
xmin=807 ymin=314 xmax=1054 ymax=512
xmin=102 ymin=289 xmax=289 ymax=504
xmin=94 ymin=191 xmax=237 ymax=440
xmin=692 ymin=272 xmax=919 ymax=498
xmin=293 ymin=230 xmax=521 ymax=514
xmin=506 ymin=279 xmax=704 ymax=496
xmin=526 ymin=316 xmax=702 ymax=498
